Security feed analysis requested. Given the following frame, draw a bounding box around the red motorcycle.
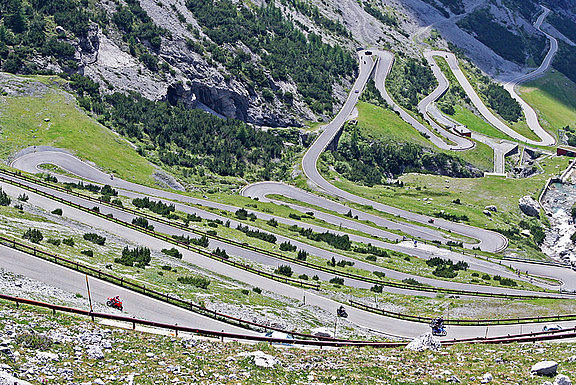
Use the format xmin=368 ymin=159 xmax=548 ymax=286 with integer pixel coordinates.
xmin=106 ymin=296 xmax=123 ymax=311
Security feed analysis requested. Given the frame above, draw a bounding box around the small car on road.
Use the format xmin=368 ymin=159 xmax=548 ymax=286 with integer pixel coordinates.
xmin=542 ymin=324 xmax=563 ymax=332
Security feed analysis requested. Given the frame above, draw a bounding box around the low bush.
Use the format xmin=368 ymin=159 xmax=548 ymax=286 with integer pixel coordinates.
xmin=83 ymin=233 xmax=106 ymax=246
xmin=23 ymin=228 xmax=43 ymax=243
xmin=329 ymin=277 xmax=344 ymax=285
xmin=275 ymin=265 xmax=293 ymax=277
xmin=177 ymin=276 xmax=211 ymax=289
xmin=161 ymin=247 xmax=182 ymax=259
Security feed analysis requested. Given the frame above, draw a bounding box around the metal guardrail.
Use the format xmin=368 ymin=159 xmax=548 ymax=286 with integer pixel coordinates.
xmin=349 ymin=299 xmax=576 ymax=326
xmin=0 ymin=294 xmax=403 ymax=348
xmin=3 ymin=294 xmax=576 ymax=347
xmin=0 ymin=236 xmax=352 ymax=342
xmin=0 ymin=173 xmax=319 ymax=291
xmin=0 ymin=169 xmax=567 ymax=301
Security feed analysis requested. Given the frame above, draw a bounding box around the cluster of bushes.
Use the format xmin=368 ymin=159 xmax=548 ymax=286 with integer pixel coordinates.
xmin=236 ymin=224 xmax=277 ymax=243
xmin=212 ymin=247 xmax=229 ymax=260
xmin=426 ymin=257 xmax=468 ymax=279
xmin=289 ymin=225 xmax=351 ymax=251
xmin=177 ymin=275 xmax=210 ymax=289
xmin=484 ymin=83 xmax=522 ymax=122
xmin=327 ymin=256 xmax=355 ymax=268
xmin=563 ymin=126 xmax=576 ymax=147
xmin=279 ymin=241 xmax=296 ymax=252
xmin=0 ymin=188 xmax=11 ymax=206
xmin=387 ymin=57 xmax=437 ymax=111
xmin=186 ymin=0 xmax=357 ymax=113
xmin=402 ymin=278 xmax=423 ymax=286
xmin=186 ymin=213 xmax=202 ymax=223
xmin=275 ymin=265 xmax=293 ymax=277
xmin=161 ymin=247 xmax=182 ymax=259
xmin=114 ymin=246 xmax=151 ymax=268
xmin=279 ymin=0 xmax=350 ymax=37
xmin=330 ymin=126 xmax=481 ymax=187
xmin=132 ymin=197 xmax=175 ymax=217
xmin=235 ymin=208 xmax=257 ymax=221
xmin=83 ymin=233 xmax=106 ymax=246
xmin=433 ymin=211 xmax=469 ymax=223
xmin=363 ymin=3 xmax=397 ymax=27
xmin=493 ymin=275 xmax=518 ymax=287
xmin=329 ymin=277 xmax=344 ymax=285
xmin=131 ymin=216 xmax=154 ymax=230
xmin=354 ymin=243 xmax=389 ymax=258
xmin=23 ymin=228 xmax=43 ymax=243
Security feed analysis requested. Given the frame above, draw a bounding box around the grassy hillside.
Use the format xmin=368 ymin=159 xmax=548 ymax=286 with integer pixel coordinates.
xmin=518 ymin=71 xmax=576 ymax=136
xmin=0 ymin=74 xmax=156 ymax=185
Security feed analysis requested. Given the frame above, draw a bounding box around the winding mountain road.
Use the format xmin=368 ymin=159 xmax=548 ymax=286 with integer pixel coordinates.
xmin=3 ymin=27 xmax=573 ymax=340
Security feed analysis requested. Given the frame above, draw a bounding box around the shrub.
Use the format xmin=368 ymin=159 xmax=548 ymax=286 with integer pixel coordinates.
xmin=482 ymin=274 xmax=491 ymax=280
xmin=289 ymin=213 xmax=301 ymax=220
xmin=267 ymin=218 xmax=278 ymax=227
xmin=329 ymin=277 xmax=344 ymax=285
xmin=114 ymin=246 xmax=152 ymax=268
xmin=370 ymin=284 xmax=383 ymax=293
xmin=83 ymin=233 xmax=105 ymax=245
xmin=493 ymin=275 xmax=502 ymax=281
xmin=161 ymin=247 xmax=182 ymax=259
xmin=81 ymin=250 xmax=94 ymax=257
xmin=177 ymin=276 xmax=211 ymax=289
xmin=365 ymin=255 xmax=377 ymax=262
xmin=23 ymin=228 xmax=43 ymax=243
xmin=161 ymin=265 xmax=172 ymax=271
xmin=15 ymin=333 xmax=52 ymax=350
xmin=111 ymin=199 xmax=123 ymax=207
xmin=252 ymin=287 xmax=262 ymax=294
xmin=132 ymin=216 xmax=154 ymax=230
xmin=402 ymin=278 xmax=422 ymax=286
xmin=191 ymin=235 xmax=209 ymax=247
xmin=186 ymin=213 xmax=202 ymax=223
xmin=433 ymin=266 xmax=458 ymax=279
xmin=275 ymin=265 xmax=293 ymax=277
xmin=62 ymin=238 xmax=75 ymax=247
xmin=17 ymin=193 xmax=29 ymax=202
xmin=279 ymin=241 xmax=297 ymax=252
xmin=212 ymin=247 xmax=229 ymax=259
xmin=312 ymin=275 xmax=319 ymax=281
xmin=241 ymin=289 xmax=249 ymax=295
xmin=499 ymin=278 xmax=518 ymax=287
xmin=46 ymin=238 xmax=61 ymax=246
xmin=336 ymin=260 xmax=354 ymax=267
xmin=373 ymin=271 xmax=386 ymax=279
xmin=298 ymin=274 xmax=309 ymax=280
xmin=0 ymin=188 xmax=11 ymax=206
xmin=471 ymin=272 xmax=479 ymax=277
xmin=297 ymin=250 xmax=308 ymax=261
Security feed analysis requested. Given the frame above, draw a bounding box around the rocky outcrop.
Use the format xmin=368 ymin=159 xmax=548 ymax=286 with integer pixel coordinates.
xmin=519 ymin=196 xmax=540 ymax=217
xmin=531 ymin=360 xmax=558 ymax=376
xmin=406 ymin=332 xmax=441 ymax=351
xmin=0 ymin=371 xmax=32 ymax=385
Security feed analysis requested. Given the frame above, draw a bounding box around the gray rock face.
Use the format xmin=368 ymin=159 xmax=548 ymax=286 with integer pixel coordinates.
xmin=531 ymin=360 xmax=558 ymax=376
xmin=519 ymin=196 xmax=540 ymax=217
xmin=406 ymin=332 xmax=441 ymax=352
